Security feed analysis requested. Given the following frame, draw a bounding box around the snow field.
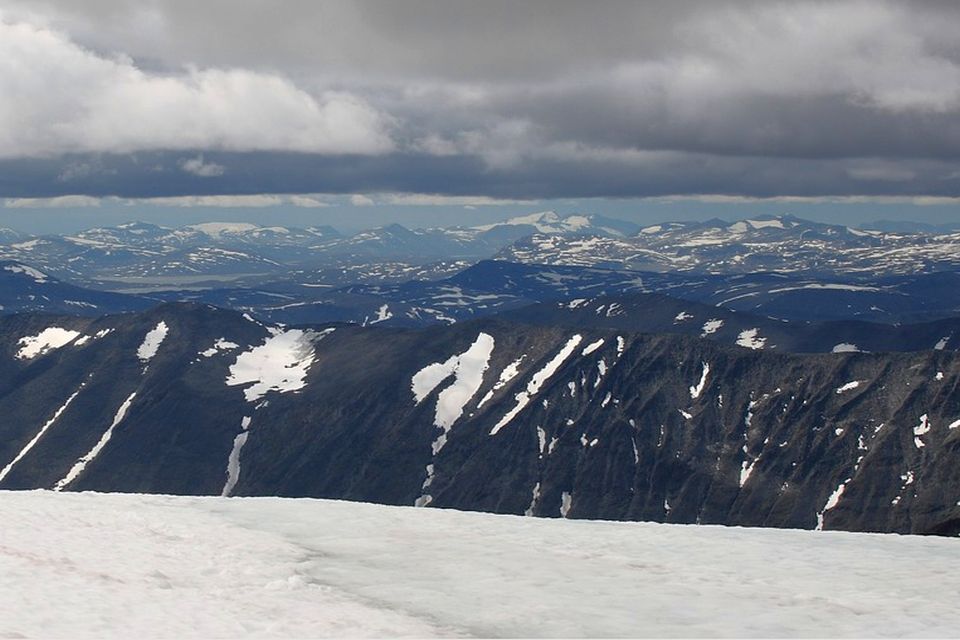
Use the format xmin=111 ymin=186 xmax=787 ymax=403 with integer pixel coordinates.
xmin=3 ymin=491 xmax=960 ymax=638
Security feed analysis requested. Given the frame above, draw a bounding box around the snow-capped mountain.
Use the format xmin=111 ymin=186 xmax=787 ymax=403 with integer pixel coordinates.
xmin=472 ymin=210 xmax=640 ymax=237
xmin=0 ymin=227 xmax=23 ymax=244
xmin=4 ymin=213 xmax=960 ymax=286
xmin=1 ymin=303 xmax=959 ymax=535
xmin=497 ymin=214 xmax=960 ymax=277
xmin=0 ymin=213 xmax=637 ymax=286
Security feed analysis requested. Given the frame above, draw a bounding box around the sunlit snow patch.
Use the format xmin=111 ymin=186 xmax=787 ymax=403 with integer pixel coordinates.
xmin=137 ymin=322 xmax=169 ymax=362
xmin=736 ymin=328 xmax=766 ymax=350
xmin=832 ymin=343 xmax=860 ymax=353
xmin=366 ymin=304 xmax=393 ymax=325
xmin=412 ymin=334 xmax=496 ymax=506
xmin=700 ymin=319 xmax=723 ymax=336
xmin=4 ymin=263 xmax=48 ymax=283
xmin=73 ymin=328 xmax=113 ymax=347
xmin=835 ymin=381 xmax=862 ymax=394
xmin=411 ymin=333 xmax=495 ymax=452
xmin=15 ymin=327 xmax=81 ymax=359
xmin=226 ymin=329 xmax=329 ymax=402
xmin=200 ymin=337 xmax=240 ymax=358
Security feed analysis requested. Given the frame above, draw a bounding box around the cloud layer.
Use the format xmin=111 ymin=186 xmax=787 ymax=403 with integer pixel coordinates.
xmin=1 ymin=1 xmax=959 ymax=200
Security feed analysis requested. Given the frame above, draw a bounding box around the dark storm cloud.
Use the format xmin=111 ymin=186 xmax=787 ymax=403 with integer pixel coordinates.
xmin=2 ymin=151 xmax=958 ymax=202
xmin=1 ymin=0 xmax=959 ymax=200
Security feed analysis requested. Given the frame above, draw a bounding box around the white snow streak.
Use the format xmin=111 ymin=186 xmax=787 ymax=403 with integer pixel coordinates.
xmin=689 ymin=362 xmax=710 ymax=399
xmin=222 ymin=416 xmax=253 ymax=497
xmin=835 ymin=381 xmax=862 ymax=394
xmin=913 ymin=414 xmax=931 ymax=448
xmin=490 ymin=335 xmax=582 ymax=435
xmin=0 ymin=383 xmax=86 ymax=483
xmin=422 ymin=333 xmax=496 ymax=454
xmin=816 ymin=483 xmax=848 ymax=531
xmin=476 ymin=355 xmax=524 ymax=409
xmin=525 ymin=482 xmax=541 ymax=516
xmin=581 ymin=338 xmax=604 ymax=356
xmin=55 ymin=392 xmax=137 ymax=491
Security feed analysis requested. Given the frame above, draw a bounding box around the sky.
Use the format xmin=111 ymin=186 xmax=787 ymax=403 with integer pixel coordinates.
xmin=1 ymin=0 xmax=959 ymax=232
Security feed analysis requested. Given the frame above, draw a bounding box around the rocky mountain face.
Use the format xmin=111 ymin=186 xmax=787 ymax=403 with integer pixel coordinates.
xmin=1 ymin=304 xmax=958 ymax=536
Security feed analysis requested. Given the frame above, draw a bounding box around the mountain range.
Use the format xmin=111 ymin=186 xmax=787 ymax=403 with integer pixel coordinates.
xmin=1 ymin=303 xmax=958 ymax=535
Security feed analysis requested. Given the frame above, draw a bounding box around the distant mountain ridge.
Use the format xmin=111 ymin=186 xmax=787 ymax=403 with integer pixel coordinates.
xmin=0 ymin=211 xmax=632 ymax=285
xmin=499 ymin=214 xmax=960 ymax=277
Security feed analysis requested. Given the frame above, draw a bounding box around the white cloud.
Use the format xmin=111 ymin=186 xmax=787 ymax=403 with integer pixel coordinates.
xmin=179 ymin=156 xmax=225 ymax=177
xmin=383 ymin=193 xmax=535 ymax=206
xmin=288 ymin=195 xmax=331 ymax=208
xmin=349 ymin=194 xmax=375 ymax=206
xmin=139 ymin=195 xmax=285 ymax=208
xmin=4 ymin=195 xmax=102 ymax=208
xmin=0 ymin=17 xmax=395 ymax=158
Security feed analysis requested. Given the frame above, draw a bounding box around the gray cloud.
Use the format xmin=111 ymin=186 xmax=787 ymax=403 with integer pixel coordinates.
xmin=0 ymin=0 xmax=959 ymax=200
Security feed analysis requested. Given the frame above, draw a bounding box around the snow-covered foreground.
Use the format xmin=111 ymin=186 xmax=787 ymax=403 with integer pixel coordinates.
xmin=2 ymin=492 xmax=959 ymax=638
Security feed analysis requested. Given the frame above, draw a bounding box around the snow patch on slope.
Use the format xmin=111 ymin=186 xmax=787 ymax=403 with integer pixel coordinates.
xmin=227 ymin=329 xmax=329 ymax=402
xmin=137 ymin=321 xmax=169 ymax=362
xmin=736 ymin=328 xmax=766 ymax=350
xmin=16 ymin=327 xmax=81 ymax=359
xmin=4 ymin=263 xmax=48 ymax=283
xmin=689 ymin=362 xmax=710 ymax=399
xmin=700 ymin=319 xmax=723 ymax=337
xmin=200 ymin=338 xmax=240 ymax=358
xmin=836 ymin=381 xmax=862 ymax=394
xmin=832 ymin=343 xmax=860 ymax=353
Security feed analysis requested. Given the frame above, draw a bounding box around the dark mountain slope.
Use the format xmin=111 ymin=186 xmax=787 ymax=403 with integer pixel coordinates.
xmin=0 ymin=304 xmax=958 ymax=535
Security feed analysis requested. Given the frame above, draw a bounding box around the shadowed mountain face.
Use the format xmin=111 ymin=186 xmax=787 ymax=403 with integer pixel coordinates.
xmin=1 ymin=304 xmax=958 ymax=535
